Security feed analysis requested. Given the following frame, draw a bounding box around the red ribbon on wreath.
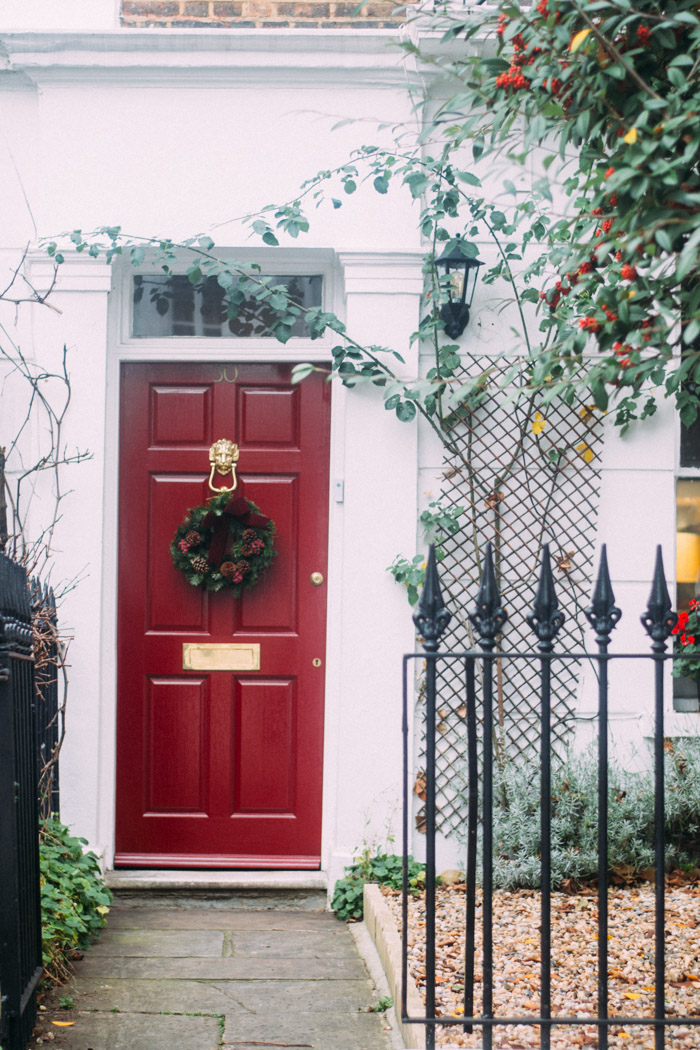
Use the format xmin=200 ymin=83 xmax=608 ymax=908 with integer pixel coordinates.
xmin=201 ymin=494 xmax=271 ymax=567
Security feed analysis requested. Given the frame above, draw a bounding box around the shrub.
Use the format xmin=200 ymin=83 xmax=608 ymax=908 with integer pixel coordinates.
xmin=40 ymin=818 xmax=113 ymax=983
xmin=480 ymin=742 xmax=700 ymax=889
xmin=332 ymin=852 xmax=426 ymax=921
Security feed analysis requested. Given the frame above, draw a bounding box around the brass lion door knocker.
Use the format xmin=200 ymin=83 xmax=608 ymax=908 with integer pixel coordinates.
xmin=208 ymin=439 xmax=239 ymax=494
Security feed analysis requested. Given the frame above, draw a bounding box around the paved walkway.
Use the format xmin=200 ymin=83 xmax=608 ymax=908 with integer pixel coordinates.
xmin=43 ymin=894 xmax=399 ymax=1050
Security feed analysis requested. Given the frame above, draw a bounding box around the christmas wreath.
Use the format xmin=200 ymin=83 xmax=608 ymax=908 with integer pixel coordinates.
xmin=171 ymin=490 xmax=277 ymax=594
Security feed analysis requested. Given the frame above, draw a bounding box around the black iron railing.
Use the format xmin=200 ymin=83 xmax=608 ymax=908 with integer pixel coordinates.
xmin=403 ymin=542 xmax=699 ymax=1050
xmin=0 ymin=553 xmax=43 ymax=1050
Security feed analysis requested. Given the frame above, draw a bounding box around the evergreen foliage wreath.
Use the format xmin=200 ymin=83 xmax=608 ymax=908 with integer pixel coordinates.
xmin=171 ymin=490 xmax=277 ymax=594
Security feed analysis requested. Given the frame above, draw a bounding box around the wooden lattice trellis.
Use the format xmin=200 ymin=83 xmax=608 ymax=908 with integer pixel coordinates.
xmin=416 ymin=354 xmax=604 ymax=836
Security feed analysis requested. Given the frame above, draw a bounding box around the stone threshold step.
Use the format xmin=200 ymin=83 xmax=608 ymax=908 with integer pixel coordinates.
xmin=106 ymin=868 xmax=329 ymax=892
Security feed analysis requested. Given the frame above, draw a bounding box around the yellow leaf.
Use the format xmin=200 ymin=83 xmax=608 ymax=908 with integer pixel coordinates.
xmin=619 ymin=1034 xmax=631 ymax=1040
xmin=532 ymin=412 xmax=546 ymax=435
xmin=686 ymin=973 xmax=699 ymax=980
xmin=624 ymin=127 xmax=638 ymax=144
xmin=570 ymin=27 xmax=592 ymax=51
xmin=52 ymin=1021 xmax=76 ymax=1027
xmin=641 ymin=986 xmax=655 ymax=992
xmin=624 ymin=992 xmax=642 ymax=1000
xmin=575 ymin=442 xmax=595 ymax=464
xmin=451 ymin=1006 xmax=465 ymax=1016
xmin=628 ymin=289 xmax=636 ymax=299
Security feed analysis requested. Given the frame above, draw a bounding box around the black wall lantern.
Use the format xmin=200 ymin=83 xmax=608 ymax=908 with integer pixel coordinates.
xmin=435 ymin=237 xmax=483 ymax=339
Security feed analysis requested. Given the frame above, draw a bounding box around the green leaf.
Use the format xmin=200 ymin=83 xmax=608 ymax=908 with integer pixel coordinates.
xmin=291 ymin=363 xmax=315 ymax=384
xmin=198 ymin=235 xmax=215 ymax=250
xmin=456 ymin=171 xmax=481 ymax=187
xmin=395 ymin=401 xmax=417 ymax=422
xmin=373 ymin=175 xmax=390 ymax=194
xmin=130 ymin=246 xmax=146 ymax=267
xmin=262 ymin=231 xmax=279 ymax=246
xmin=343 ymin=179 xmax=357 ymax=194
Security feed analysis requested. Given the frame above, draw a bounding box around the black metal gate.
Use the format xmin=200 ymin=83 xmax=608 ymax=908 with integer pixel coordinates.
xmin=403 ymin=543 xmax=700 ymax=1049
xmin=0 ymin=553 xmax=43 ymax=1050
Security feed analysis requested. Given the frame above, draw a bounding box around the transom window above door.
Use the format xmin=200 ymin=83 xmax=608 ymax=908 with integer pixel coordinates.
xmin=132 ymin=273 xmax=323 ymax=338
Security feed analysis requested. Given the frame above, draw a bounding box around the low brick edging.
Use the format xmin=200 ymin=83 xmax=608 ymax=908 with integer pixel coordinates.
xmin=121 ymin=0 xmax=404 ymax=28
xmin=363 ymin=882 xmax=426 ymax=1050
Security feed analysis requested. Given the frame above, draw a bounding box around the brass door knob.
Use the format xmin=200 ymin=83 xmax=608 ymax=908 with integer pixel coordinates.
xmin=310 ymin=572 xmax=324 ymax=586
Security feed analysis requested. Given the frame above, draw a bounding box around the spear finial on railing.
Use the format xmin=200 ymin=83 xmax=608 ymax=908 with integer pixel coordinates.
xmin=469 ymin=542 xmax=507 ymax=648
xmin=585 ymin=544 xmax=621 ymax=643
xmin=641 ymin=545 xmax=677 ymax=647
xmin=527 ymin=544 xmax=565 ymax=649
xmin=413 ymin=544 xmax=451 ymax=653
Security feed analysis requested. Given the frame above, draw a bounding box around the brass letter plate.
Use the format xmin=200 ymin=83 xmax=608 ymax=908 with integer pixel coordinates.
xmin=183 ymin=643 xmax=260 ymax=672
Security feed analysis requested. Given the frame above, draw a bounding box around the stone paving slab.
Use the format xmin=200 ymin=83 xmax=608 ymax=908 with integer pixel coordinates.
xmin=225 ymin=929 xmax=359 ymax=958
xmin=86 ymin=928 xmax=225 ymax=957
xmin=44 ymin=1010 xmax=221 ymax=1050
xmin=67 ymin=976 xmax=383 ymax=1016
xmin=76 ymin=953 xmax=365 ymax=980
xmin=107 ymin=907 xmax=336 ymax=931
xmin=45 ymin=906 xmax=395 ymax=1050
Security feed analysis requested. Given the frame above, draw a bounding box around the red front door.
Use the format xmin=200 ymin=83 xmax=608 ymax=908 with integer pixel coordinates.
xmin=115 ymin=362 xmax=330 ymax=868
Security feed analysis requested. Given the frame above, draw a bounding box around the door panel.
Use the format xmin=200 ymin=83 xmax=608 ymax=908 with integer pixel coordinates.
xmin=115 ymin=362 xmax=330 ymax=868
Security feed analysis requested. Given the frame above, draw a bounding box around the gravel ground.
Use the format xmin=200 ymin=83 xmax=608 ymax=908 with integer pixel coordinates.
xmin=382 ymin=882 xmax=700 ymax=1049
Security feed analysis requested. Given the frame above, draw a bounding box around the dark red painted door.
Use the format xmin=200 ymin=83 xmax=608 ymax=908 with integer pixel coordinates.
xmin=115 ymin=362 xmax=330 ymax=868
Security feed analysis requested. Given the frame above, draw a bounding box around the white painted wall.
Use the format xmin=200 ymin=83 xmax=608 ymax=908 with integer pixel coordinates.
xmin=0 ymin=0 xmax=117 ymax=33
xmin=0 ymin=30 xmax=425 ymax=879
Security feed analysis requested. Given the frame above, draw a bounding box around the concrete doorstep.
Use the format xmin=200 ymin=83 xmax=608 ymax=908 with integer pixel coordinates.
xmin=37 ymin=892 xmax=407 ymax=1050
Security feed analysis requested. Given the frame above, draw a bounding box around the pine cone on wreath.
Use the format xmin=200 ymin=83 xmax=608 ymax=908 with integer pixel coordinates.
xmin=185 ymin=530 xmax=202 ymax=546
xmin=242 ymin=529 xmax=257 ymax=544
xmin=220 ymin=561 xmax=237 ymax=579
xmin=236 ymin=559 xmax=251 ymax=576
xmin=192 ymin=556 xmax=209 ymax=574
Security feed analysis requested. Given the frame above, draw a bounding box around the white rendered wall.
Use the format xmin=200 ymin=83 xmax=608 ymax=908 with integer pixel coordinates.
xmin=0 ymin=0 xmax=117 ymax=32
xmin=0 ymin=31 xmax=426 ymax=875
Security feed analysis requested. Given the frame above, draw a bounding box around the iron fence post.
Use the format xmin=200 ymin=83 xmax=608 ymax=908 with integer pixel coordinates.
xmin=641 ymin=546 xmax=677 ymax=1050
xmin=585 ymin=544 xmax=621 ymax=1050
xmin=469 ymin=543 xmax=507 ymax=1050
xmin=526 ymin=544 xmax=565 ymax=1050
xmin=412 ymin=545 xmax=451 ymax=1050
